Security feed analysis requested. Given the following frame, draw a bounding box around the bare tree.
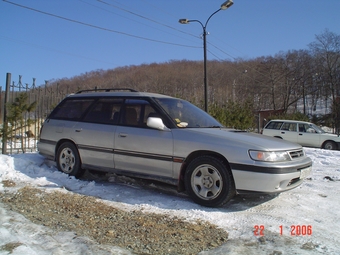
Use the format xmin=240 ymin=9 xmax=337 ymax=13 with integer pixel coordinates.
xmin=309 ymin=29 xmax=340 ymax=130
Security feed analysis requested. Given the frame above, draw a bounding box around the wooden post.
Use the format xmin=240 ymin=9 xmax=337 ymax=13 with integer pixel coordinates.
xmin=2 ymin=73 xmax=11 ymax=154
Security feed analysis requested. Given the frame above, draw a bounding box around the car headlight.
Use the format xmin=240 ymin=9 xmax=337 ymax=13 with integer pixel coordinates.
xmin=249 ymin=150 xmax=291 ymax=162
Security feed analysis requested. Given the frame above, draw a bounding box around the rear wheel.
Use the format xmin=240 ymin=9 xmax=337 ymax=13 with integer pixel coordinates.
xmin=323 ymin=141 xmax=337 ymax=150
xmin=56 ymin=142 xmax=84 ymax=177
xmin=185 ymin=155 xmax=235 ymax=207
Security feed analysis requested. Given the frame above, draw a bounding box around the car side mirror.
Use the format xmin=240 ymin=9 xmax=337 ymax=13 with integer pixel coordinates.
xmin=147 ymin=117 xmax=170 ymax=131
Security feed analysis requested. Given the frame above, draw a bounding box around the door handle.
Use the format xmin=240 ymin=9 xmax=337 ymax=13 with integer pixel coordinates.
xmin=281 ymin=131 xmax=285 ymax=134
xmin=299 ymin=133 xmax=303 ymax=136
xmin=119 ymin=133 xmax=127 ymax=137
xmin=75 ymin=128 xmax=82 ymax=132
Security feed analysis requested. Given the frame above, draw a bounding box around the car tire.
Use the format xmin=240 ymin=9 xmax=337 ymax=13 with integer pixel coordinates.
xmin=56 ymin=142 xmax=84 ymax=177
xmin=185 ymin=155 xmax=235 ymax=207
xmin=322 ymin=141 xmax=337 ymax=150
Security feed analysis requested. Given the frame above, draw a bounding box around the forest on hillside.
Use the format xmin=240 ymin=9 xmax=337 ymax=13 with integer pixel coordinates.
xmin=43 ymin=30 xmax=340 ymax=131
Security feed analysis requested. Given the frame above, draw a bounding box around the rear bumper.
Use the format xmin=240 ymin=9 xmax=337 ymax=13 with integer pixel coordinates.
xmin=37 ymin=140 xmax=55 ymax=161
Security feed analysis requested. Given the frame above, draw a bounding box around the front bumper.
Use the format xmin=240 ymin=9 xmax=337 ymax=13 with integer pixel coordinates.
xmin=231 ymin=158 xmax=312 ymax=193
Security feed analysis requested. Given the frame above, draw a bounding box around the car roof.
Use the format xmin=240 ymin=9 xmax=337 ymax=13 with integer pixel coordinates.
xmin=66 ymin=91 xmax=174 ymax=99
xmin=269 ymin=119 xmax=312 ymax=124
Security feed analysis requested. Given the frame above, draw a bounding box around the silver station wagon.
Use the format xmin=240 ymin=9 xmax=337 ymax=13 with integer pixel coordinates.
xmin=38 ymin=89 xmax=312 ymax=207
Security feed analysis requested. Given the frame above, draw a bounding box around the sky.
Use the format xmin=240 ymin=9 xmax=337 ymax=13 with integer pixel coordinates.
xmin=0 ymin=147 xmax=340 ymax=254
xmin=1 ymin=0 xmax=340 ymax=87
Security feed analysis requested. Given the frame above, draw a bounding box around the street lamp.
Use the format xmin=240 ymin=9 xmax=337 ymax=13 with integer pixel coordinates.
xmin=179 ymin=0 xmax=233 ymax=112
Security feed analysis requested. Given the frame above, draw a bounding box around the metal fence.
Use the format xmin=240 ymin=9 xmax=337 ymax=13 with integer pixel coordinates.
xmin=1 ymin=73 xmax=68 ymax=154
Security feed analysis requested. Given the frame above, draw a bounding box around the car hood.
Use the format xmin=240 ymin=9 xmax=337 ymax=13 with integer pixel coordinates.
xmin=183 ymin=128 xmax=303 ymax=151
xmin=321 ymin=132 xmax=340 ymax=139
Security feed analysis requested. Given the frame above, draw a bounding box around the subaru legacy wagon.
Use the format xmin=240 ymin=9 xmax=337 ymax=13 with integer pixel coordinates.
xmin=38 ymin=89 xmax=312 ymax=207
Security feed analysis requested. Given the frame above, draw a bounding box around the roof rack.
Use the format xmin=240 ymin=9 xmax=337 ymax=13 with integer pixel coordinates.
xmin=75 ymin=88 xmax=138 ymax=94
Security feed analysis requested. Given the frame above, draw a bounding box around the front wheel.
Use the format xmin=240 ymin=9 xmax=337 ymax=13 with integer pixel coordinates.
xmin=185 ymin=155 xmax=235 ymax=207
xmin=56 ymin=142 xmax=84 ymax=177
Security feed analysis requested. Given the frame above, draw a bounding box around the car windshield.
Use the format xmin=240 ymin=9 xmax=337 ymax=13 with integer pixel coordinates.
xmin=310 ymin=123 xmax=326 ymax=133
xmin=155 ymin=98 xmax=223 ymax=128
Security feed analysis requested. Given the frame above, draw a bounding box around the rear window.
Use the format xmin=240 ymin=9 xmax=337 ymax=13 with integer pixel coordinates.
xmin=49 ymin=98 xmax=94 ymax=120
xmin=265 ymin=121 xmax=284 ymax=130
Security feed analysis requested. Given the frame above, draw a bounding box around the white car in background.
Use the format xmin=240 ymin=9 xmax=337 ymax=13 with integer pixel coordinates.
xmin=262 ymin=119 xmax=340 ymax=150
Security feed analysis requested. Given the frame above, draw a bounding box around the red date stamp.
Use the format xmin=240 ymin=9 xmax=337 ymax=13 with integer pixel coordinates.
xmin=281 ymin=225 xmax=313 ymax=236
xmin=254 ymin=225 xmax=265 ymax=236
xmin=254 ymin=225 xmax=312 ymax=236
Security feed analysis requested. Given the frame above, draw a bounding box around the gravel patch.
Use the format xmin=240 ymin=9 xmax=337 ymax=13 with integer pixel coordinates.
xmin=1 ymin=182 xmax=228 ymax=255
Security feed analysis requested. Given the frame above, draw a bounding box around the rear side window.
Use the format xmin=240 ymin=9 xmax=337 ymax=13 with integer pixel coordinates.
xmin=83 ymin=98 xmax=123 ymax=124
xmin=265 ymin=121 xmax=283 ymax=130
xmin=281 ymin=122 xmax=297 ymax=131
xmin=50 ymin=98 xmax=94 ymax=120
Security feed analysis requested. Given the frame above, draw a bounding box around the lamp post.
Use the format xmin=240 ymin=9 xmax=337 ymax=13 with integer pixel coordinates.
xmin=179 ymin=0 xmax=233 ymax=112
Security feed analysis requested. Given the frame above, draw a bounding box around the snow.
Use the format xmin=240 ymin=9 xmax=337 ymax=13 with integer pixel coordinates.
xmin=0 ymin=148 xmax=339 ymax=254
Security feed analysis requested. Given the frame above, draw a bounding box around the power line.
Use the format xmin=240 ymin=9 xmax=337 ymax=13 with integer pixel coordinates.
xmin=98 ymin=0 xmax=192 ymax=36
xmin=101 ymin=0 xmax=269 ymax=80
xmin=3 ymin=0 xmax=270 ymax=80
xmin=80 ymin=0 xmax=201 ymax=44
xmin=99 ymin=1 xmax=241 ymax=65
xmin=3 ymin=0 xmax=200 ymax=48
xmin=0 ymin=35 xmax=118 ymax=65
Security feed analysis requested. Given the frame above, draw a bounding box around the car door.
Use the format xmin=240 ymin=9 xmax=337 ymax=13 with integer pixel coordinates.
xmin=279 ymin=122 xmax=298 ymax=143
xmin=114 ymin=99 xmax=174 ymax=178
xmin=297 ymin=123 xmax=321 ymax=147
xmin=73 ymin=98 xmax=122 ymax=170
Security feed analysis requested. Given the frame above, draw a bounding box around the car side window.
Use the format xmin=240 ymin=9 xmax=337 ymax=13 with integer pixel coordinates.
xmin=266 ymin=121 xmax=283 ymax=130
xmin=124 ymin=106 xmax=140 ymax=126
xmin=83 ymin=98 xmax=123 ymax=124
xmin=122 ymin=99 xmax=159 ymax=127
xmin=50 ymin=99 xmax=94 ymax=120
xmin=281 ymin=123 xmax=297 ymax=132
xmin=306 ymin=124 xmax=317 ymax=133
xmin=298 ymin=124 xmax=312 ymax=133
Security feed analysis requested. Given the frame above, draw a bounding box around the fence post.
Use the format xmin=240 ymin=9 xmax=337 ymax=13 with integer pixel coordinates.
xmin=2 ymin=73 xmax=11 ymax=154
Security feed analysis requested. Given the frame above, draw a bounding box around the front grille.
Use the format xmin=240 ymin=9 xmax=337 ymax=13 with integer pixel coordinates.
xmin=289 ymin=149 xmax=305 ymax=159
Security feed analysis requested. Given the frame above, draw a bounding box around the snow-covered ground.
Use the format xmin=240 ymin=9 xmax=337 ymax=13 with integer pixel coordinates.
xmin=0 ymin=148 xmax=339 ymax=254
